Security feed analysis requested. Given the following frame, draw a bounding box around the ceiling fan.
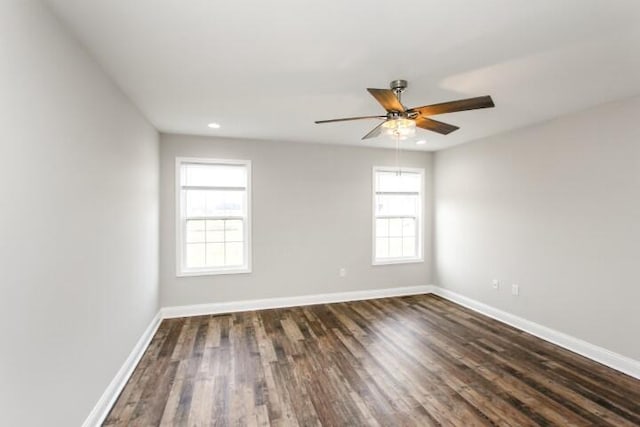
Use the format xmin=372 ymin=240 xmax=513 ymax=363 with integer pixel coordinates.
xmin=315 ymin=80 xmax=495 ymax=140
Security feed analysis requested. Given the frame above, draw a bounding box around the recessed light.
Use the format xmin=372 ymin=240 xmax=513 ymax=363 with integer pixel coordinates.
xmin=416 ymin=139 xmax=427 ymax=145
xmin=207 ymin=122 xmax=221 ymax=129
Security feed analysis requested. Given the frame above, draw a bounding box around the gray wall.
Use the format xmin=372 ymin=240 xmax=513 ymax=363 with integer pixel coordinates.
xmin=0 ymin=2 xmax=159 ymax=426
xmin=434 ymin=96 xmax=640 ymax=361
xmin=160 ymin=134 xmax=433 ymax=307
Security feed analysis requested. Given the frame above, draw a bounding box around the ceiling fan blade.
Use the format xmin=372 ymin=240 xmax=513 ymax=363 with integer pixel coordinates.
xmin=415 ymin=117 xmax=459 ymax=135
xmin=411 ymin=96 xmax=494 ymax=117
xmin=361 ymin=121 xmax=387 ymax=140
xmin=315 ymin=115 xmax=386 ymax=124
xmin=367 ymin=88 xmax=405 ymax=112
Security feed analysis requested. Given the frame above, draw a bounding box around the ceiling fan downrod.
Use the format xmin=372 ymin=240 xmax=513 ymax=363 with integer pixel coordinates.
xmin=390 ymin=79 xmax=408 ymax=104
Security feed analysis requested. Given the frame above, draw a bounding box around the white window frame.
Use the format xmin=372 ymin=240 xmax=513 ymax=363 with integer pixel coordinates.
xmin=175 ymin=157 xmax=252 ymax=277
xmin=372 ymin=166 xmax=424 ymax=266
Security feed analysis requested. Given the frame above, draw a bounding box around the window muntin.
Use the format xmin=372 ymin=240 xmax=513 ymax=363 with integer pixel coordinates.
xmin=373 ymin=167 xmax=423 ymax=264
xmin=177 ymin=159 xmax=251 ymax=276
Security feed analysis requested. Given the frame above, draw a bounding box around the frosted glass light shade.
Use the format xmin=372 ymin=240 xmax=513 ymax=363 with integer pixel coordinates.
xmin=382 ymin=118 xmax=416 ymax=139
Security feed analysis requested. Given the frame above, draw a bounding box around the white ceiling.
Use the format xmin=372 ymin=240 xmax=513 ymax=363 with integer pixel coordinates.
xmin=46 ymin=0 xmax=640 ymax=151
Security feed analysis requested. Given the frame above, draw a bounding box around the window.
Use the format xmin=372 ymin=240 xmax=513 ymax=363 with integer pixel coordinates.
xmin=176 ymin=158 xmax=251 ymax=276
xmin=373 ymin=167 xmax=423 ymax=265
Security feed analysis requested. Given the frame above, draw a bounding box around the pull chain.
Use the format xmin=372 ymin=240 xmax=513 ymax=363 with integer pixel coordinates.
xmin=394 ymin=87 xmax=403 ymax=175
xmin=395 ymin=132 xmax=402 ymax=175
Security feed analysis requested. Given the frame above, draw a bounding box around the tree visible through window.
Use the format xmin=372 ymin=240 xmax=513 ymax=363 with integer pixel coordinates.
xmin=177 ymin=158 xmax=251 ymax=275
xmin=373 ymin=167 xmax=423 ymax=264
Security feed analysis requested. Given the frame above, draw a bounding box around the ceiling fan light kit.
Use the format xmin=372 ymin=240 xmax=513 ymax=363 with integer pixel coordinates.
xmin=315 ymin=79 xmax=495 ymax=141
xmin=381 ymin=118 xmax=416 ymax=139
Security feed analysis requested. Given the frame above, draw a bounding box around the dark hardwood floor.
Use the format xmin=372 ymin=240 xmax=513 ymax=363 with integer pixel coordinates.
xmin=104 ymin=294 xmax=640 ymax=426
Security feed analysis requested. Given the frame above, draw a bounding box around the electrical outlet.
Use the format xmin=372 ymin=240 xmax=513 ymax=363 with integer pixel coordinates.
xmin=512 ymin=283 xmax=519 ymax=296
xmin=339 ymin=268 xmax=347 ymax=278
xmin=492 ymin=279 xmax=500 ymax=290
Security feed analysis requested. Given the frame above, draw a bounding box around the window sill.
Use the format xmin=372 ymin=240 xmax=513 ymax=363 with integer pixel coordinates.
xmin=372 ymin=258 xmax=424 ymax=266
xmin=177 ymin=267 xmax=251 ymax=277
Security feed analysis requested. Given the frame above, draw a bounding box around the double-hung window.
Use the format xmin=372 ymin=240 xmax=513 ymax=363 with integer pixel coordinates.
xmin=176 ymin=158 xmax=251 ymax=276
xmin=373 ymin=167 xmax=424 ymax=265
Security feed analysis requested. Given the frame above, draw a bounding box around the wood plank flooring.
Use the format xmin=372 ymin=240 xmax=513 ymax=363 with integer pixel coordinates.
xmin=103 ymin=294 xmax=640 ymax=426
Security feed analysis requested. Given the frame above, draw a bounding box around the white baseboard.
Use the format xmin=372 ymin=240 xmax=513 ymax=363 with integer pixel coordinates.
xmin=431 ymin=286 xmax=640 ymax=380
xmin=82 ymin=311 xmax=163 ymax=427
xmin=161 ymin=285 xmax=433 ymax=318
